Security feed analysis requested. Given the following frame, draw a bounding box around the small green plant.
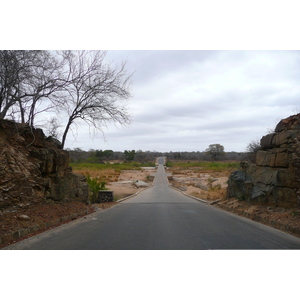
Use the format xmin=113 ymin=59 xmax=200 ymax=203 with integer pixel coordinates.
xmin=86 ymin=173 xmax=107 ymax=203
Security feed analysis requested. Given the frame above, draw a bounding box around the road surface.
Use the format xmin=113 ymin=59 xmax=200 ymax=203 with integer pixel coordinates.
xmin=4 ymin=157 xmax=300 ymax=249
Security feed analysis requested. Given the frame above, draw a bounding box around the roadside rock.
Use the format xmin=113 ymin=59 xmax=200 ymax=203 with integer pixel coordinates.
xmin=227 ymin=114 xmax=300 ymax=208
xmin=0 ymin=119 xmax=88 ymax=212
xmin=18 ymin=215 xmax=30 ymax=220
xmin=134 ymin=180 xmax=149 ymax=188
xmin=194 ymin=183 xmax=209 ymax=190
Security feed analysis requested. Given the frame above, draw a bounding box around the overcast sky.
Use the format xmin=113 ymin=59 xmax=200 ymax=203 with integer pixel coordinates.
xmin=64 ymin=50 xmax=300 ymax=153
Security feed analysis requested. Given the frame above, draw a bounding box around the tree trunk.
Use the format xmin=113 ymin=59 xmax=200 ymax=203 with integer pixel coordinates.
xmin=18 ymin=99 xmax=25 ymax=123
xmin=61 ymin=117 xmax=73 ymax=149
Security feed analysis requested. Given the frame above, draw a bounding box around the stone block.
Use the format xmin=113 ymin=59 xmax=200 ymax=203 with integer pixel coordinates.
xmin=274 ymin=130 xmax=297 ymax=146
xmin=276 ymin=168 xmax=296 ymax=187
xmin=274 ymin=131 xmax=288 ymax=145
xmin=226 ymin=170 xmax=248 ymax=199
xmin=49 ymin=182 xmax=64 ymax=201
xmin=250 ymin=185 xmax=266 ymax=203
xmin=256 ymin=151 xmax=276 ymax=167
xmin=274 ymin=152 xmax=289 ymax=167
xmin=18 ymin=228 xmax=30 ymax=238
xmin=244 ymin=181 xmax=253 ymax=190
xmin=260 ymin=133 xmax=276 ymax=149
xmin=248 ymin=165 xmax=278 ymax=185
xmin=31 ymin=128 xmax=46 ymax=147
xmin=271 ymin=187 xmax=297 ymax=207
xmin=275 ymin=115 xmax=300 ymax=132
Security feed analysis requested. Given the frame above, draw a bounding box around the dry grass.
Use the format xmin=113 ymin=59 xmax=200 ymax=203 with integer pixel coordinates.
xmin=72 ymin=168 xmax=120 ymax=183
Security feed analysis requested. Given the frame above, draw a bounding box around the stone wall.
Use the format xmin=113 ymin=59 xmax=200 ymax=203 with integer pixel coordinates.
xmin=227 ymin=114 xmax=300 ymax=208
xmin=0 ymin=119 xmax=88 ymax=212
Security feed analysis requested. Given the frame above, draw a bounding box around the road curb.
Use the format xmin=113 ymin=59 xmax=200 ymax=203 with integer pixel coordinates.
xmin=168 ymin=184 xmax=208 ymax=203
xmin=116 ymin=187 xmax=150 ymax=203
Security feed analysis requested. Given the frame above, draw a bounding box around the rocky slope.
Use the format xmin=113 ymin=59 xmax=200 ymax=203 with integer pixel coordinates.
xmin=227 ymin=114 xmax=300 ymax=208
xmin=0 ymin=119 xmax=88 ymax=213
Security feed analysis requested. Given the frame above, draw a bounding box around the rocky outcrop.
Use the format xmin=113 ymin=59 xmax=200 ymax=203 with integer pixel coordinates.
xmin=0 ymin=119 xmax=88 ymax=212
xmin=227 ymin=114 xmax=300 ymax=208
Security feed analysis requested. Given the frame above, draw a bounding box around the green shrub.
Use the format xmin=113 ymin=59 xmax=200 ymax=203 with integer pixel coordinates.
xmin=86 ymin=173 xmax=107 ymax=203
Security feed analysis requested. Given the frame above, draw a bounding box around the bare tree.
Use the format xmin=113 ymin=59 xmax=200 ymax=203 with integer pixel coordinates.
xmin=0 ymin=50 xmax=29 ymax=120
xmin=246 ymin=140 xmax=261 ymax=163
xmin=24 ymin=51 xmax=66 ymax=126
xmin=1 ymin=50 xmax=132 ymax=149
xmin=0 ymin=50 xmax=64 ymax=124
xmin=45 ymin=116 xmax=61 ymax=139
xmin=57 ymin=50 xmax=132 ymax=148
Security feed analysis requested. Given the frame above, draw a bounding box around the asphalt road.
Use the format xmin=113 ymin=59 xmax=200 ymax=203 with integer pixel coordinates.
xmin=4 ymin=157 xmax=300 ymax=250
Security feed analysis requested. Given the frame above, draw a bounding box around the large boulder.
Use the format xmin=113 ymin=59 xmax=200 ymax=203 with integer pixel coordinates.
xmin=227 ymin=170 xmax=248 ymax=200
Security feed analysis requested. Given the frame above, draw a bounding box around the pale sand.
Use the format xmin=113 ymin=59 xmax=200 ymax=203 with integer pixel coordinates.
xmin=106 ymin=167 xmax=228 ymax=201
xmin=107 ymin=168 xmax=156 ymax=199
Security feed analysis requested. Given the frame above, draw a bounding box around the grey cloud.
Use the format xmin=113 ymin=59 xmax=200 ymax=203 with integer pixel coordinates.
xmin=108 ymin=50 xmax=218 ymax=85
xmin=65 ymin=50 xmax=300 ymax=153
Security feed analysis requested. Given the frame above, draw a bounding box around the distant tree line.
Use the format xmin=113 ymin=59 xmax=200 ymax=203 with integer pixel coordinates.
xmin=67 ymin=147 xmax=249 ymax=163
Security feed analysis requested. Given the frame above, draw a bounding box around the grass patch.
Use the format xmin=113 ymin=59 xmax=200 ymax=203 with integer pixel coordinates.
xmin=70 ymin=162 xmax=140 ymax=172
xmin=166 ymin=161 xmax=239 ymax=172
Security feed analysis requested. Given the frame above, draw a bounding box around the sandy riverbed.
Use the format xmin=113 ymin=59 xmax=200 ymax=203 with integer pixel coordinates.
xmin=106 ymin=166 xmax=228 ymax=201
xmin=106 ymin=168 xmax=156 ymax=200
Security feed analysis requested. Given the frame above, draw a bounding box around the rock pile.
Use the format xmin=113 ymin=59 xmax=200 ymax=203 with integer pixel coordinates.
xmin=0 ymin=119 xmax=88 ymax=212
xmin=227 ymin=114 xmax=300 ymax=208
